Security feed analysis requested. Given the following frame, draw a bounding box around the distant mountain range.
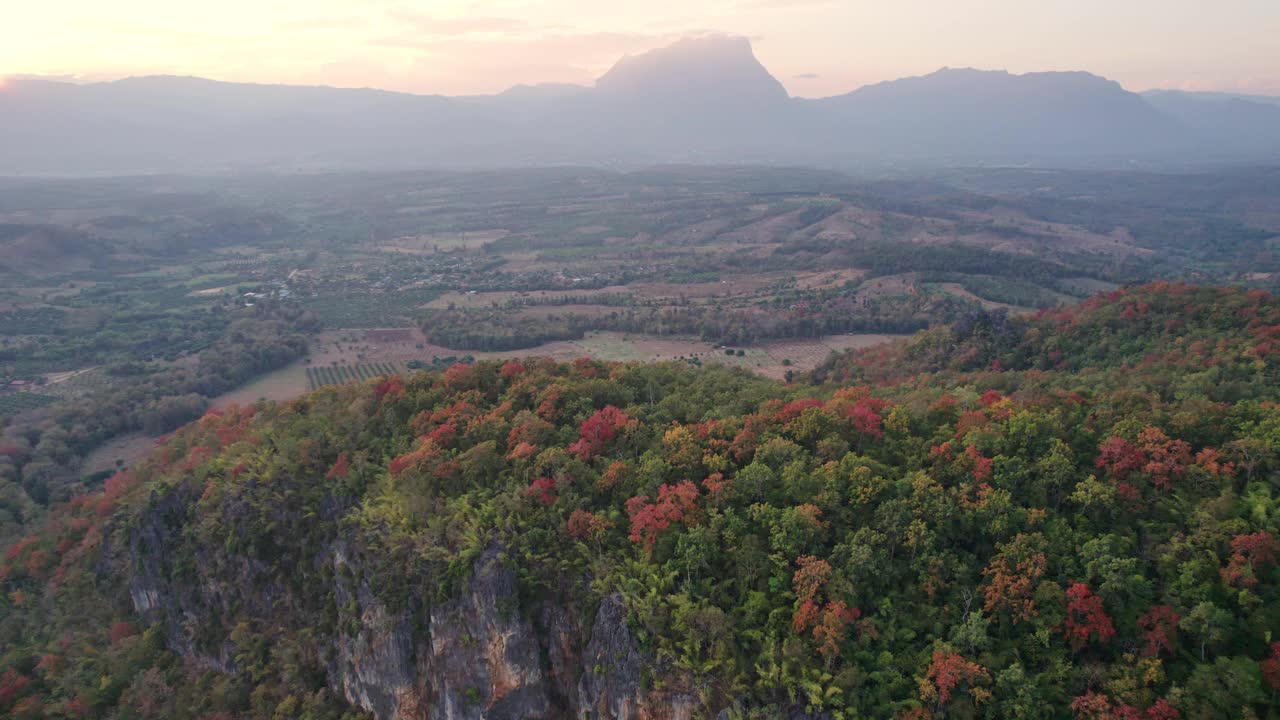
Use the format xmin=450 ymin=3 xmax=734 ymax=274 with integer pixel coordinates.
xmin=2 ymin=35 xmax=1278 ymax=174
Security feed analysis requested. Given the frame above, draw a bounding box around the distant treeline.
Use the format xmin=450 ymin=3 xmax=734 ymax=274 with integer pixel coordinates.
xmin=420 ymin=288 xmax=971 ymax=351
xmin=0 ymin=303 xmax=315 ymax=514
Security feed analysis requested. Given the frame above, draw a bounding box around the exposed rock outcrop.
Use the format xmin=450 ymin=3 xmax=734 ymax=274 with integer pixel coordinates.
xmin=420 ymin=545 xmax=551 ymax=720
xmin=329 ymin=543 xmax=418 ymax=720
xmin=124 ymin=493 xmax=714 ymax=720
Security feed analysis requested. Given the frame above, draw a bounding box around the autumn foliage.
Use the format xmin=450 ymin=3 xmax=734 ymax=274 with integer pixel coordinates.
xmin=109 ymin=621 xmax=137 ymax=644
xmin=1220 ymin=530 xmax=1279 ymax=588
xmin=0 ymin=670 xmax=31 ymax=709
xmin=625 ymin=481 xmax=699 ymax=550
xmin=526 ymin=477 xmax=558 ymax=505
xmin=1063 ymin=583 xmax=1115 ymax=650
xmin=789 ymin=555 xmax=864 ymax=663
xmin=373 ymin=377 xmax=406 ymax=400
xmin=566 ymin=509 xmax=613 ymax=540
xmin=920 ymin=650 xmax=990 ymax=707
xmin=325 ymin=451 xmax=351 ymax=480
xmin=1095 ymin=426 xmax=1215 ymax=493
xmin=1071 ymin=693 xmax=1181 ymax=719
xmin=569 ymin=405 xmax=633 ymax=460
xmin=982 ymin=533 xmax=1047 ymax=623
xmin=1260 ymin=642 xmax=1280 ymax=691
xmin=4 ymin=283 xmax=1280 ymax=719
xmin=791 ymin=555 xmax=833 ymax=633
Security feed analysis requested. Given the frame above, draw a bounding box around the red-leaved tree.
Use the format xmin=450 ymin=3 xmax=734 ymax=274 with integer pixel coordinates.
xmin=1221 ymin=530 xmax=1279 ymax=588
xmin=0 ymin=669 xmax=31 ymax=709
xmin=921 ymin=650 xmax=990 ymax=707
xmin=1137 ymin=605 xmax=1180 ymax=657
xmin=569 ymin=406 xmax=633 ymax=461
xmin=1063 ymin=582 xmax=1115 ymax=650
xmin=567 ymin=509 xmax=613 ymax=540
xmin=1072 ymin=693 xmax=1181 ymax=720
xmin=1096 ymin=426 xmax=1193 ymax=492
xmin=625 ymin=481 xmax=699 ymax=550
xmin=1260 ymin=641 xmax=1280 ymax=691
xmin=325 ymin=452 xmax=351 ymax=480
xmin=982 ymin=534 xmax=1047 ymax=623
xmin=526 ymin=477 xmax=558 ymax=505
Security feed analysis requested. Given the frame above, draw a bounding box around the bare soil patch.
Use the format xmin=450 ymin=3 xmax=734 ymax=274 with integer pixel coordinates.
xmin=188 ymin=285 xmax=234 ymax=297
xmin=365 ymin=329 xmax=413 ymax=342
xmin=42 ymin=368 xmax=96 ymax=385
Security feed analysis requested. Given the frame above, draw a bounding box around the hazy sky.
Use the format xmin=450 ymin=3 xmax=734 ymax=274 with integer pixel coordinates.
xmin=3 ymin=0 xmax=1278 ymax=97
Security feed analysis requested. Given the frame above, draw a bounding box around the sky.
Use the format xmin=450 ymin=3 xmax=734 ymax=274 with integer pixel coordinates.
xmin=3 ymin=0 xmax=1279 ymax=98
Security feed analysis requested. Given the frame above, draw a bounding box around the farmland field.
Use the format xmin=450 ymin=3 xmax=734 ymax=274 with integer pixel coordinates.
xmin=200 ymin=329 xmax=903 ymax=412
xmin=0 ymin=392 xmax=58 ymax=415
xmin=304 ymin=288 xmax=442 ymax=328
xmin=306 ymin=362 xmax=404 ymax=390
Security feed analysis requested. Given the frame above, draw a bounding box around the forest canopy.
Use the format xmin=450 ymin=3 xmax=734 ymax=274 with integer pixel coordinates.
xmin=0 ymin=282 xmax=1278 ymax=719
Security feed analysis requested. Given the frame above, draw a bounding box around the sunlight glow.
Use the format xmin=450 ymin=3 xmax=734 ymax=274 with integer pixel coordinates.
xmin=1 ymin=1 xmax=1277 ymax=96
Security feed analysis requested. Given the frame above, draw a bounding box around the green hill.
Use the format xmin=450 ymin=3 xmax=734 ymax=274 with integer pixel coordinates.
xmin=1 ymin=283 xmax=1278 ymax=719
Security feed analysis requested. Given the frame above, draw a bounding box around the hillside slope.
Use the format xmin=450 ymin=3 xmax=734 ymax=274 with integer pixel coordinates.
xmin=1 ymin=283 xmax=1278 ymax=719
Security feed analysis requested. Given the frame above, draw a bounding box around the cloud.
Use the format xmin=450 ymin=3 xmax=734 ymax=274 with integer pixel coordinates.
xmin=277 ymin=16 xmax=372 ymax=32
xmin=736 ymin=0 xmax=837 ymax=9
xmin=364 ymin=30 xmax=684 ymax=94
xmin=794 ymin=72 xmax=819 ymax=79
xmin=372 ymin=28 xmax=670 ymax=59
xmin=386 ymin=9 xmax=530 ymax=37
xmin=1 ymin=72 xmax=91 ymax=83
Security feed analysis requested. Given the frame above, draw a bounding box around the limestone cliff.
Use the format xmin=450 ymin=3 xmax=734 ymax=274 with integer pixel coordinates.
xmin=120 ymin=484 xmax=716 ymax=720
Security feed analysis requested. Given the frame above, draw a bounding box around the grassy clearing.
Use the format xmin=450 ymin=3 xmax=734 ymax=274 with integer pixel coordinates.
xmin=80 ymin=433 xmax=158 ymax=476
xmin=184 ymin=273 xmax=245 ymax=289
xmin=210 ymin=364 xmax=310 ymax=409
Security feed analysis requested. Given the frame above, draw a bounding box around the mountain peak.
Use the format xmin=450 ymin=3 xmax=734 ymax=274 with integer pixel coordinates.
xmin=594 ymin=35 xmax=789 ymax=106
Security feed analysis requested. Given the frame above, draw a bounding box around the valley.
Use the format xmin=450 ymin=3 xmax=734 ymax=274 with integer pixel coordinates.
xmin=0 ymin=165 xmax=1278 ymax=720
xmin=3 ymin=165 xmax=1279 ymax=518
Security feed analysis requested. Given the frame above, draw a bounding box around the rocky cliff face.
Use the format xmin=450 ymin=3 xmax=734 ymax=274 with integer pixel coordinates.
xmin=327 ymin=546 xmax=708 ymax=720
xmin=418 ymin=544 xmax=552 ymax=719
xmin=577 ymin=594 xmax=698 ymax=720
xmin=120 ymin=484 xmax=710 ymax=720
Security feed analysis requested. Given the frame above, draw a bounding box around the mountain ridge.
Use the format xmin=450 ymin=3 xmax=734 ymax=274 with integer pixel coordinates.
xmin=10 ymin=61 xmax=1280 ymax=106
xmin=3 ymin=35 xmax=1280 ymax=173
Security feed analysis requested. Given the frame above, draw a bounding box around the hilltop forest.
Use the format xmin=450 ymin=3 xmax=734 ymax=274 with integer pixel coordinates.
xmin=0 ymin=282 xmax=1277 ymax=719
xmin=3 ymin=165 xmax=1279 ymax=534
